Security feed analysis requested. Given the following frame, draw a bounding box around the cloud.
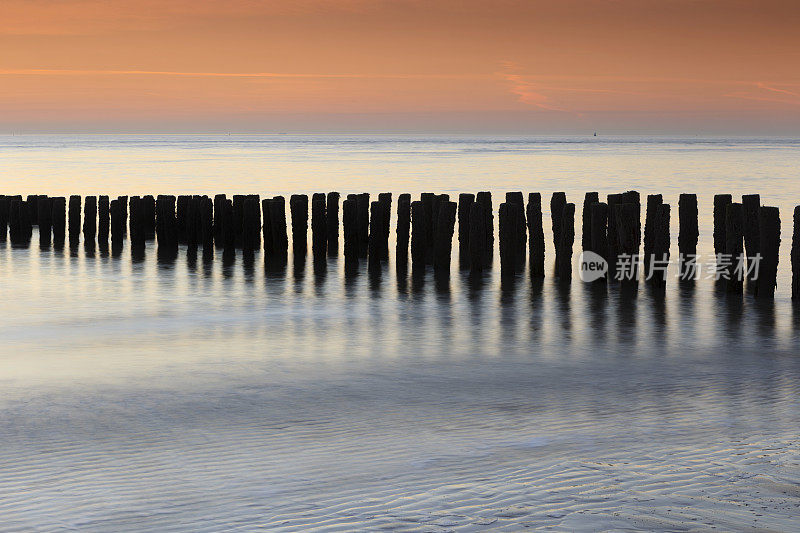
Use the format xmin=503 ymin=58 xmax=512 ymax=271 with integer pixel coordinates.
xmin=497 ymin=62 xmax=574 ymax=113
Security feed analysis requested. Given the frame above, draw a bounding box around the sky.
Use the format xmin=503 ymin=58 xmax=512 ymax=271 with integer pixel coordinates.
xmin=2 ymin=0 xmax=800 ymax=134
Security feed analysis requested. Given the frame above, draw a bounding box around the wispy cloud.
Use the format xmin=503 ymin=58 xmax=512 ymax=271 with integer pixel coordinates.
xmin=724 ymin=82 xmax=800 ymax=106
xmin=0 ymin=68 xmax=475 ymax=80
xmin=497 ymin=62 xmax=573 ymax=113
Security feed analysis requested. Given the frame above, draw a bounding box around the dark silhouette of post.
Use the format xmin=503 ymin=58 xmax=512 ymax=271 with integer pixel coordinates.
xmin=311 ymin=193 xmax=327 ymax=259
xmin=213 ymin=194 xmax=226 ymax=248
xmin=457 ymin=193 xmax=474 ymax=266
xmin=433 ymin=200 xmax=456 ymax=275
xmin=793 ymin=206 xmax=800 ymax=300
xmin=410 ymin=200 xmax=428 ymax=268
xmin=326 ymin=192 xmax=340 ymax=256
xmin=550 ymin=192 xmax=567 ymax=251
xmin=678 ymin=193 xmax=698 ymax=280
xmin=650 ymin=203 xmax=670 ymax=290
xmin=378 ymin=193 xmax=392 ymax=260
xmin=742 ymin=194 xmax=761 ymax=283
xmin=356 ymin=193 xmax=370 ymax=257
xmin=176 ymin=195 xmax=190 ymax=243
xmin=0 ymin=196 xmax=8 ymax=243
xmin=475 ymin=191 xmax=493 ymax=267
xmin=396 ymin=193 xmax=411 ymax=268
xmin=499 ymin=202 xmax=519 ymax=276
xmin=555 ymin=203 xmax=575 ymax=281
xmin=38 ymin=197 xmax=53 ymax=248
xmin=614 ymin=202 xmax=640 ymax=287
xmin=98 ymin=195 xmax=109 ymax=245
xmin=83 ymin=196 xmax=97 ymax=242
xmin=52 ymin=197 xmax=66 ymax=247
xmin=755 ymin=206 xmax=780 ymax=298
xmin=342 ymin=198 xmax=359 ymax=271
xmin=527 ymin=193 xmax=545 ymax=278
xmin=368 ymin=201 xmax=383 ymax=269
xmin=468 ymin=202 xmax=486 ymax=274
xmin=110 ymin=199 xmax=124 ymax=252
xmin=582 ymin=192 xmax=599 ymax=251
xmin=142 ymin=195 xmax=156 ymax=239
xmin=269 ymin=196 xmax=288 ymax=259
xmin=243 ymin=196 xmax=261 ymax=252
xmin=713 ymin=194 xmax=732 ymax=258
xmin=68 ymin=195 xmax=81 ymax=243
xmin=725 ymin=202 xmax=744 ymax=293
xmin=290 ymin=194 xmax=308 ymax=257
xmin=506 ymin=192 xmax=526 ymax=262
xmin=200 ymin=197 xmax=214 ymax=260
xmin=643 ymin=194 xmax=663 ymax=278
xmin=156 ymin=195 xmax=178 ymax=255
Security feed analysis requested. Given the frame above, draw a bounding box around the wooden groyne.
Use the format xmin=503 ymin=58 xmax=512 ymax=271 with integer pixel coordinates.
xmin=1 ymin=191 xmax=797 ymax=298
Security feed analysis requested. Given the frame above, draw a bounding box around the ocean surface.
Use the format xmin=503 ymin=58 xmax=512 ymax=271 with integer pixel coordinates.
xmin=1 ymin=135 xmax=800 ymax=531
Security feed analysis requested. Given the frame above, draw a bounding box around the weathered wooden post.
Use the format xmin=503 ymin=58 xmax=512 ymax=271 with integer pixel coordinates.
xmin=725 ymin=202 xmax=744 ymax=293
xmin=755 ymin=206 xmax=780 ymax=298
xmin=526 ymin=193 xmax=545 ymax=277
xmin=590 ymin=202 xmax=609 ymax=282
xmin=468 ymin=202 xmax=487 ymax=273
xmin=25 ymin=195 xmax=39 ymax=226
xmin=396 ymin=193 xmax=411 ymax=267
xmin=475 ymin=191 xmax=493 ymax=266
xmin=457 ymin=193 xmax=474 ymax=266
xmin=261 ymin=198 xmax=274 ymax=256
xmin=290 ymin=194 xmax=308 ymax=257
xmin=643 ymin=194 xmax=663 ymax=278
xmin=242 ymin=196 xmax=260 ymax=252
xmin=311 ymin=192 xmax=327 ymax=259
xmin=421 ymin=193 xmax=435 ymax=262
xmin=83 ymin=196 xmax=97 ymax=242
xmin=110 ymin=198 xmax=123 ymax=251
xmin=342 ymin=197 xmax=359 ymax=270
xmin=155 ymin=195 xmax=178 ymax=258
xmin=614 ymin=202 xmax=640 ymax=286
xmin=368 ymin=201 xmax=382 ymax=269
xmin=550 ymin=192 xmax=567 ymax=251
xmin=678 ymin=193 xmax=698 ymax=280
xmin=650 ymin=203 xmax=671 ymax=290
xmin=185 ymin=196 xmax=199 ymax=254
xmin=97 ymin=195 xmax=109 ymax=244
xmin=0 ymin=196 xmax=8 ymax=243
xmin=129 ymin=196 xmax=142 ymax=247
xmin=52 ymin=197 xmax=66 ymax=246
xmin=582 ymin=192 xmax=599 ymax=251
xmin=410 ymin=200 xmax=428 ymax=268
xmin=793 ymin=206 xmax=800 ymax=300
xmin=213 ymin=194 xmax=226 ymax=248
xmin=378 ymin=193 xmax=392 ymax=260
xmin=9 ymin=200 xmax=31 ymax=245
xmin=606 ymin=193 xmax=622 ymax=278
xmin=713 ymin=194 xmax=732 ymax=258
xmin=555 ymin=203 xmax=575 ymax=281
xmin=498 ymin=202 xmax=518 ymax=276
xmin=326 ymin=192 xmax=340 ymax=256
xmin=433 ymin=200 xmax=457 ymax=275
xmin=742 ymin=194 xmax=761 ymax=282
xmin=142 ymin=195 xmax=156 ymax=239
xmin=118 ymin=196 xmax=128 ymax=237
xmin=68 ymin=195 xmax=81 ymax=243
xmin=269 ymin=196 xmax=288 ymax=258
xmin=38 ymin=197 xmax=53 ymax=247
xmin=356 ymin=193 xmax=370 ymax=257
xmin=200 ymin=197 xmax=214 ymax=260
xmin=220 ymin=198 xmax=236 ymax=251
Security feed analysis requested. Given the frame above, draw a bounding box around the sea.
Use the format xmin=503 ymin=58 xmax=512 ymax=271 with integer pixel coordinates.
xmin=1 ymin=135 xmax=799 ymax=531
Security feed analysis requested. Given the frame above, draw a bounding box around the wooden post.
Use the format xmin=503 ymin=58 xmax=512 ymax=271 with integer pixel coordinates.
xmin=290 ymin=194 xmax=308 ymax=257
xmin=643 ymin=194 xmax=663 ymax=278
xmin=792 ymin=206 xmax=800 ymax=300
xmin=378 ymin=192 xmax=392 ymax=260
xmin=262 ymin=198 xmax=274 ymax=256
xmin=129 ymin=196 xmax=142 ymax=246
xmin=311 ymin=193 xmax=327 ymax=258
xmin=232 ymin=195 xmax=246 ymax=247
xmin=118 ymin=196 xmax=128 ymax=237
xmin=156 ymin=195 xmax=178 ymax=253
xmin=396 ymin=193 xmax=411 ymax=267
xmin=243 ymin=196 xmax=260 ymax=252
xmin=356 ymin=193 xmax=370 ymax=257
xmin=678 ymin=193 xmax=698 ymax=280
xmin=498 ymin=202 xmax=518 ymax=276
xmin=38 ymin=197 xmax=53 ymax=247
xmin=52 ymin=197 xmax=66 ymax=247
xmin=725 ymin=202 xmax=744 ymax=293
xmin=326 ymin=192 xmax=340 ymax=256
xmin=269 ymin=196 xmax=288 ymax=258
xmin=213 ymin=194 xmax=226 ymax=248
xmin=421 ymin=193 xmax=435 ymax=262
xmin=527 ymin=192 xmax=545 ymax=277
xmin=582 ymin=192 xmax=599 ymax=251
xmin=68 ymin=195 xmax=81 ymax=243
xmin=590 ymin=202 xmax=609 ymax=282
xmin=110 ymin=198 xmax=123 ymax=250
xmin=98 ymin=195 xmax=109 ymax=244
xmin=614 ymin=202 xmax=640 ymax=286
xmin=550 ymin=192 xmax=567 ymax=251
xmin=742 ymin=194 xmax=761 ymax=282
xmin=368 ymin=201 xmax=382 ymax=269
xmin=606 ymin=193 xmax=622 ymax=278
xmin=0 ymin=196 xmax=8 ymax=243
xmin=200 ymin=197 xmax=214 ymax=260
xmin=555 ymin=203 xmax=575 ymax=281
xmin=475 ymin=191 xmax=493 ymax=266
xmin=713 ymin=194 xmax=732 ymax=258
xmin=650 ymin=203 xmax=671 ymax=290
xmin=142 ymin=195 xmax=156 ymax=239
xmin=83 ymin=196 xmax=97 ymax=242
xmin=457 ymin=193 xmax=474 ymax=265
xmin=755 ymin=206 xmax=780 ymax=298
xmin=186 ymin=196 xmax=199 ymax=253
xmin=410 ymin=200 xmax=428 ymax=267
xmin=9 ymin=199 xmax=31 ymax=245
xmin=506 ymin=191 xmax=526 ymax=262
xmin=433 ymin=200 xmax=456 ymax=275
xmin=342 ymin=198 xmax=359 ymax=269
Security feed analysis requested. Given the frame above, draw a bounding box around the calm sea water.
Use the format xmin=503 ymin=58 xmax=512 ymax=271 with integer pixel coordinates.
xmin=1 ymin=135 xmax=800 ymax=531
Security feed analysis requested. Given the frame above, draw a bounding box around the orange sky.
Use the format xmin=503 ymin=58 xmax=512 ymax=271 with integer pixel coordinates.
xmin=2 ymin=0 xmax=800 ymax=133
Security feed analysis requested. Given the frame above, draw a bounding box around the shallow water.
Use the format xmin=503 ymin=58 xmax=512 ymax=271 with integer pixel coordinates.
xmin=1 ymin=135 xmax=800 ymax=531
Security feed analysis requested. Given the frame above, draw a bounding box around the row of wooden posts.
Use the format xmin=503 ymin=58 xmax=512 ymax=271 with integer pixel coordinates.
xmin=1 ymin=191 xmax=798 ymax=299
